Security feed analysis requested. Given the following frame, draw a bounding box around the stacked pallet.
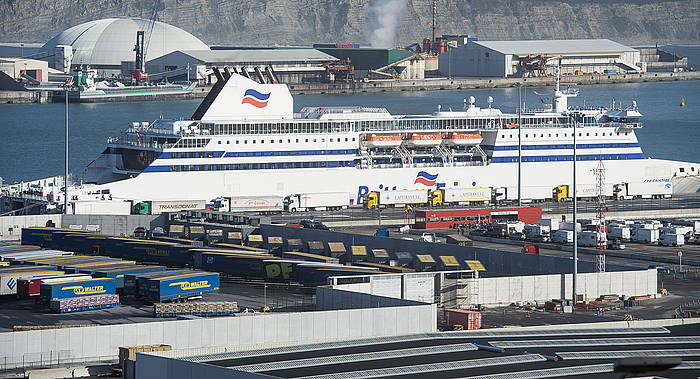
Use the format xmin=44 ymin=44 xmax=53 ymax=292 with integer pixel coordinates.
xmin=49 ymin=294 xmax=120 ymax=313
xmin=154 ymin=301 xmax=238 ymax=317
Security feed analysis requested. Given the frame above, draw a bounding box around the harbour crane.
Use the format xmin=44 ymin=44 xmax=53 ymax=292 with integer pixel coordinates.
xmin=132 ymin=0 xmax=161 ymax=83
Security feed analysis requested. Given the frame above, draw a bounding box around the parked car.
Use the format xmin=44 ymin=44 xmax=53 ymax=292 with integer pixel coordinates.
xmin=299 ymin=219 xmax=331 ymax=230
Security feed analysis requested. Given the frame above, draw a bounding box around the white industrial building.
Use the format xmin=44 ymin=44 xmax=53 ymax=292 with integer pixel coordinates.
xmin=439 ymin=39 xmax=644 ymax=78
xmin=39 ymin=17 xmax=210 ymax=76
xmin=146 ymin=49 xmax=339 ymax=84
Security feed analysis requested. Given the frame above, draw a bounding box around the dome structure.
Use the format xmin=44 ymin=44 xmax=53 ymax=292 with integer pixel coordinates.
xmin=41 ymin=17 xmax=209 ymax=67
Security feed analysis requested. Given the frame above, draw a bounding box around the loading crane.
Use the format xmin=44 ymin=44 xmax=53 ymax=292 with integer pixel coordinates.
xmin=132 ymin=0 xmax=161 ymax=83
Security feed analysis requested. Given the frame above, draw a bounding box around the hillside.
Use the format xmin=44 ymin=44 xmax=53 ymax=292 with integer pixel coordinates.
xmin=1 ymin=0 xmax=698 ymax=46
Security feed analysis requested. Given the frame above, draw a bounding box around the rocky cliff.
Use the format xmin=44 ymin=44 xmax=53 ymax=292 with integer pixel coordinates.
xmin=1 ymin=0 xmax=698 ymax=46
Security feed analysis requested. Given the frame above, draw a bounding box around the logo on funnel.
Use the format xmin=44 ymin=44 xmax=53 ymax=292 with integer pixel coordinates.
xmin=241 ymin=89 xmax=271 ymax=108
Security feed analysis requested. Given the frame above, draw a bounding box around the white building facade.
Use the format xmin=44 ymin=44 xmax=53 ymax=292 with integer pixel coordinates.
xmin=439 ymin=39 xmax=644 ymax=78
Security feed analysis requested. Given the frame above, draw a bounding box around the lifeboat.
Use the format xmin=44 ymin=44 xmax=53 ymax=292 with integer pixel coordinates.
xmin=445 ymin=133 xmax=483 ymax=146
xmin=404 ymin=133 xmax=443 ymax=147
xmin=364 ymin=134 xmax=403 ymax=148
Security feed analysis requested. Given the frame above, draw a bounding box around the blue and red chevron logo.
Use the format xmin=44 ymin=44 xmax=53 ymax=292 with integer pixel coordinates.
xmin=241 ymin=89 xmax=271 ymax=108
xmin=414 ymin=171 xmax=438 ymax=186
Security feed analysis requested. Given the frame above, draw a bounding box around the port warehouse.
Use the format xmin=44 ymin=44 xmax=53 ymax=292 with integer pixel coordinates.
xmin=438 ymin=39 xmax=645 ymax=77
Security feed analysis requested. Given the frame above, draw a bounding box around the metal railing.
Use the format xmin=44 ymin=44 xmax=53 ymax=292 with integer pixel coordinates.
xmin=0 ymin=351 xmax=117 ymax=373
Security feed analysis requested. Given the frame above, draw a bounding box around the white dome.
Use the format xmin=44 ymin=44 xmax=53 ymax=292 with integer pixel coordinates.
xmin=41 ymin=17 xmax=209 ymax=66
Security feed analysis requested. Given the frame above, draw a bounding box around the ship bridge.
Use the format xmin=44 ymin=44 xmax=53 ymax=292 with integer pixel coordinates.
xmin=298 ymin=106 xmax=392 ymax=120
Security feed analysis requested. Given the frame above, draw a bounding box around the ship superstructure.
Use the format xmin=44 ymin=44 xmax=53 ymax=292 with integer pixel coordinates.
xmin=79 ymin=70 xmax=700 ymax=204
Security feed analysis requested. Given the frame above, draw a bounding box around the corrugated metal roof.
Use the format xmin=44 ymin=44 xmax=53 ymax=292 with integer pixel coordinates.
xmin=233 ymin=342 xmax=479 ymax=372
xmin=491 ymin=336 xmax=700 ymax=349
xmin=177 ymin=49 xmax=338 ymax=63
xmin=474 ymin=39 xmax=637 ymax=55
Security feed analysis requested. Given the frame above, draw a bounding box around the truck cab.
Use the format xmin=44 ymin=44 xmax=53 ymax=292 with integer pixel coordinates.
xmin=430 ymin=189 xmax=444 ymax=207
xmin=552 ymin=185 xmax=569 ymax=202
xmin=363 ymin=192 xmax=380 ymax=209
xmin=283 ymin=194 xmax=301 ymax=212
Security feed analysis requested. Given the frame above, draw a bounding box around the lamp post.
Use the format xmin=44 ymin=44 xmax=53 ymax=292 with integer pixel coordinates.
xmin=517 ymin=83 xmax=523 ymax=207
xmin=570 ymin=111 xmax=583 ymax=304
xmin=63 ymin=80 xmax=70 ymax=215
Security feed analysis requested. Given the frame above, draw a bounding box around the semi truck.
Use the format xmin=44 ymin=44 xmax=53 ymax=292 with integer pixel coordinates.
xmin=553 ymin=184 xmax=611 ymax=202
xmin=613 ymin=181 xmax=672 ymax=200
xmin=212 ymin=196 xmax=284 ymax=213
xmin=133 ymin=200 xmax=206 ymax=215
xmin=284 ymin=192 xmax=350 ymax=212
xmin=363 ymin=190 xmax=429 ymax=209
xmin=429 ymin=188 xmax=491 ymax=206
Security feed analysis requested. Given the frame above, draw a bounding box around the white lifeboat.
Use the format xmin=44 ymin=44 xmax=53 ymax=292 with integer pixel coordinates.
xmin=404 ymin=133 xmax=443 ymax=147
xmin=364 ymin=134 xmax=403 ymax=148
xmin=445 ymin=132 xmax=483 ymax=146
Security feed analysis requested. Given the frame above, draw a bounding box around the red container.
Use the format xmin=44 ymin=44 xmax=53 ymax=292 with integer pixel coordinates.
xmin=523 ymin=244 xmax=539 ymax=255
xmin=445 ymin=309 xmax=482 ymax=330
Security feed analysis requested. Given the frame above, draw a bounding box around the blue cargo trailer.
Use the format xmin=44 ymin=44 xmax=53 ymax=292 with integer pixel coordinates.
xmin=123 ymin=270 xmax=191 ymax=296
xmin=92 ymin=265 xmax=166 ymax=288
xmin=143 ymin=272 xmax=220 ymax=302
xmin=40 ymin=277 xmax=117 ymax=301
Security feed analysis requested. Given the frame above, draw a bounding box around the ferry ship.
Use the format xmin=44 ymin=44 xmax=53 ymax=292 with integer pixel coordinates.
xmin=77 ymin=69 xmax=700 ymax=205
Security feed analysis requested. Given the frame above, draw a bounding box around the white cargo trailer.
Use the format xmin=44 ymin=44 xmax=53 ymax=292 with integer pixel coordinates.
xmin=614 ymin=181 xmax=672 ymax=200
xmin=214 ymin=196 xmax=284 ymax=213
xmin=284 ymin=192 xmax=350 ymax=212
xmin=432 ymin=188 xmax=491 ymax=205
xmin=551 ymin=230 xmax=574 ymax=243
xmin=70 ymin=200 xmax=132 ymax=215
xmin=560 ymin=222 xmax=582 ymax=232
xmin=607 ymin=226 xmax=631 ymax=242
xmin=632 ymin=228 xmax=660 ymax=244
xmin=579 ymin=231 xmax=606 ymax=247
xmin=538 ymin=218 xmax=560 ymax=231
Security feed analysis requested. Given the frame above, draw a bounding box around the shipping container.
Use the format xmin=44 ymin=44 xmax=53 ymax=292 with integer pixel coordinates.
xmin=40 ymin=277 xmax=117 ymax=301
xmin=444 ymin=309 xmax=481 ymax=330
xmin=1 ymin=270 xmax=62 ymax=295
xmin=142 ymin=272 xmax=220 ymax=302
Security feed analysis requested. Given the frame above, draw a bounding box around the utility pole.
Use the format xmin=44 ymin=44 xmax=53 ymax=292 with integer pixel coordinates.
xmin=431 ymin=0 xmax=437 ymax=43
xmin=570 ymin=111 xmax=583 ymax=304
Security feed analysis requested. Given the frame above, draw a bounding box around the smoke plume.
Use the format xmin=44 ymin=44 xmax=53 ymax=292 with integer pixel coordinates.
xmin=367 ymin=0 xmax=409 ymax=48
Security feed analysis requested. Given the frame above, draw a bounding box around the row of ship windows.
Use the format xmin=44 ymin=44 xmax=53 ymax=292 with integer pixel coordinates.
xmin=163 ymin=149 xmax=358 ymax=159
xmin=215 ymin=137 xmax=357 ymax=145
xmin=492 ymin=143 xmax=640 ymax=151
xmin=492 ymin=153 xmax=645 ymax=163
xmin=500 ymin=131 xmax=628 ymax=139
xmin=153 ymin=160 xmax=357 ymax=172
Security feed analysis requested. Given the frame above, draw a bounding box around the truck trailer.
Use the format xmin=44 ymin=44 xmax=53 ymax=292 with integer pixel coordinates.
xmin=212 ymin=196 xmax=284 ymax=213
xmin=429 ymin=188 xmax=491 ymax=206
xmin=142 ymin=272 xmax=220 ymax=302
xmin=613 ymin=181 xmax=672 ymax=200
xmin=133 ymin=200 xmax=206 ymax=215
xmin=284 ymin=192 xmax=350 ymax=212
xmin=363 ymin=190 xmax=429 ymax=209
